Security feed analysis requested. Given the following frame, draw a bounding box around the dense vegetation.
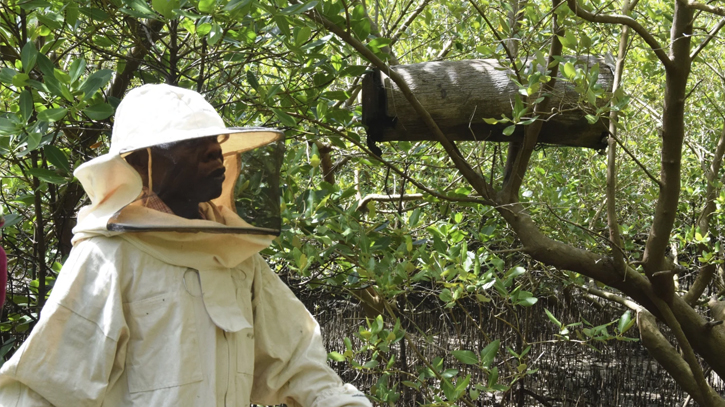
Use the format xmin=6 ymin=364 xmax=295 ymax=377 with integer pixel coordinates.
xmin=2 ymin=0 xmax=725 ymax=405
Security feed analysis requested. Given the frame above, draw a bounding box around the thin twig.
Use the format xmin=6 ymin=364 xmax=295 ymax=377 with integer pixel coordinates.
xmin=608 ymin=132 xmax=664 ymax=188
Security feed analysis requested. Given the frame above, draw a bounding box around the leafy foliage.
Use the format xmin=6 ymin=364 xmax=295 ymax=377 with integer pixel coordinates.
xmin=2 ymin=0 xmax=725 ymax=405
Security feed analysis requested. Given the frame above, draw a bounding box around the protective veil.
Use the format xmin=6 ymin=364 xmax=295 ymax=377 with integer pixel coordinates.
xmin=0 ymin=84 xmax=372 ymax=407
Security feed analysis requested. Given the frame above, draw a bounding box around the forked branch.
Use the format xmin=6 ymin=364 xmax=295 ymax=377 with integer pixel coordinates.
xmin=565 ymin=0 xmax=671 ymax=68
xmin=680 ymin=0 xmax=725 ymax=17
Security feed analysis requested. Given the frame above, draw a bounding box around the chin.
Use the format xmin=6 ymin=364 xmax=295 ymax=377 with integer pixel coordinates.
xmin=202 ymin=187 xmax=224 ymax=202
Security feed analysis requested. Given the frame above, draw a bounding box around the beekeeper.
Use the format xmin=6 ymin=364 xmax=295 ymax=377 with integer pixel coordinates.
xmin=0 ymin=84 xmax=372 ymax=407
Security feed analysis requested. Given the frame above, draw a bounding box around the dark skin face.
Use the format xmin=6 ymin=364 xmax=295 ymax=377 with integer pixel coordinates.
xmin=127 ymin=136 xmax=226 ymax=219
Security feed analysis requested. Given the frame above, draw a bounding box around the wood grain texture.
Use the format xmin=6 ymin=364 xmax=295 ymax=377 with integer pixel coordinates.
xmin=362 ymin=58 xmax=614 ymax=149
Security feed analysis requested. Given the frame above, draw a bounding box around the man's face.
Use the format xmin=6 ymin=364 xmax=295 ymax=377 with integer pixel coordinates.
xmin=152 ymin=136 xmax=226 ymax=203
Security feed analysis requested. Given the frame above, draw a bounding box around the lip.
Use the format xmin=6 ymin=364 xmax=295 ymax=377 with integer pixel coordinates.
xmin=209 ymin=168 xmax=226 ymax=180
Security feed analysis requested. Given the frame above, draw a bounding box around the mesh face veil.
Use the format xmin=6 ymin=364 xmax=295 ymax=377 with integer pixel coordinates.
xmin=107 ymin=128 xmax=285 ymax=235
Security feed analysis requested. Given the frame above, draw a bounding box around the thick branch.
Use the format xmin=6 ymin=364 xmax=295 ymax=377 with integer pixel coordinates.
xmin=647 ymin=293 xmax=719 ymax=406
xmin=581 ymin=284 xmax=643 ymax=311
xmin=681 ymin=0 xmax=725 ymax=17
xmin=565 ymin=0 xmax=671 ymax=68
xmin=642 ymin=0 xmax=693 ymax=301
xmin=637 ymin=311 xmax=719 ymax=406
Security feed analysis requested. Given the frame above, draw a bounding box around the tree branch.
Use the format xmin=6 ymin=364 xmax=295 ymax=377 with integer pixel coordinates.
xmin=581 ymin=284 xmax=643 ymax=311
xmin=501 ymin=0 xmax=564 ymax=202
xmin=680 ymin=0 xmax=725 ymax=17
xmin=685 ymin=123 xmax=725 ymax=305
xmin=609 ymin=132 xmax=663 ymax=188
xmin=390 ymin=0 xmax=433 ymax=46
xmin=306 ymin=9 xmax=495 ymax=200
xmin=647 ymin=291 xmax=721 ymax=406
xmin=356 ymin=193 xmax=424 ymax=212
xmin=605 ymin=0 xmax=636 ymax=272
xmin=565 ymin=0 xmax=672 ymax=69
xmin=637 ymin=310 xmax=717 ymax=406
xmin=288 ymin=111 xmax=495 ymax=206
xmin=467 ymin=0 xmax=525 ymax=84
xmin=642 ymin=0 xmax=693 ymax=302
xmin=690 ymin=17 xmax=725 ymax=61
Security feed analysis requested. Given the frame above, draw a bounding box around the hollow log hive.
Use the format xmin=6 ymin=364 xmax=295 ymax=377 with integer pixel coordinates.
xmin=362 ymin=58 xmax=615 ymax=151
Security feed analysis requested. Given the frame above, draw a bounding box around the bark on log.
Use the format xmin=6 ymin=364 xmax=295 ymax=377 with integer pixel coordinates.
xmin=362 ymin=58 xmax=613 ymax=150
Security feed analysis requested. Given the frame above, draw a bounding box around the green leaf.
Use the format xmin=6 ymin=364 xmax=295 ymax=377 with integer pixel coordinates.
xmin=617 ymin=310 xmax=632 ymax=334
xmin=79 ymin=69 xmax=113 ymax=100
xmin=21 ymin=42 xmax=38 ymax=74
xmin=37 ymin=12 xmax=63 ymax=30
xmin=44 ymin=145 xmax=71 ymax=173
xmin=363 ymin=359 xmax=379 ymax=369
xmin=544 ymin=308 xmax=561 ymax=328
xmin=452 ymin=350 xmax=478 ymax=365
xmin=367 ymin=37 xmax=391 ymax=51
xmin=502 ymin=125 xmax=515 ymax=136
xmin=79 ymin=7 xmax=110 ymax=21
xmin=125 ymin=0 xmax=156 ymax=16
xmin=36 ymin=54 xmax=55 ymax=77
xmin=295 ymin=26 xmax=311 ymax=46
xmin=563 ymin=61 xmax=576 ymax=78
xmin=197 ymin=22 xmax=212 ymax=36
xmin=19 ymin=90 xmax=33 ymax=122
xmin=247 ymin=71 xmax=259 ymax=90
xmin=83 ymin=103 xmax=114 ymax=120
xmin=488 ymin=366 xmax=499 ymax=388
xmin=54 ymin=68 xmax=71 ymax=84
xmin=152 ymin=0 xmax=178 ymax=18
xmin=12 ymin=72 xmax=29 ymax=88
xmin=198 ymin=0 xmax=216 ymax=13
xmin=69 ymin=58 xmax=86 ymax=83
xmin=0 ymin=118 xmax=17 ymax=135
xmin=409 ymin=208 xmax=421 ymax=227
xmin=483 ymin=117 xmax=498 ymax=124
xmin=455 ymin=374 xmax=471 ymax=398
xmin=207 ymin=23 xmax=223 ymax=45
xmin=279 ymin=1 xmax=318 ymax=15
xmin=224 ymin=0 xmax=252 ymax=11
xmin=327 ymin=351 xmax=346 ymax=362
xmin=439 ymin=288 xmax=453 ymax=302
xmin=0 ymin=68 xmax=17 ymax=84
xmin=65 ymin=2 xmax=79 ymax=26
xmin=272 ymin=108 xmax=296 ymax=127
xmin=1 ymin=214 xmax=22 ymax=229
xmin=480 ymin=339 xmax=500 ymax=368
xmin=26 ymin=168 xmax=66 ymax=184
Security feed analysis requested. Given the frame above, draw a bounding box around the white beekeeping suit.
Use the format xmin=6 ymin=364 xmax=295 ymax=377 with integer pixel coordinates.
xmin=0 ymin=84 xmax=372 ymax=407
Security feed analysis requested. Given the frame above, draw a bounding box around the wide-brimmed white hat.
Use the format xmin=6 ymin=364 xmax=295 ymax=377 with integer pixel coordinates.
xmin=73 ymin=84 xmax=283 ymax=241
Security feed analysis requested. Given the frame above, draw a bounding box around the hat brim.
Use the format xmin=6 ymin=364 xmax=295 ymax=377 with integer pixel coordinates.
xmin=117 ymin=127 xmax=284 ymax=156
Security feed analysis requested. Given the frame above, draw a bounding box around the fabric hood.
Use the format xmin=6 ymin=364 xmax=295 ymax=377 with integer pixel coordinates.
xmin=73 ymin=84 xmax=284 ymax=243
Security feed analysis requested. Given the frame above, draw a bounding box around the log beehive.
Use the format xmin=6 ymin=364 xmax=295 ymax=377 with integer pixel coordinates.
xmin=362 ymin=58 xmax=614 ymax=151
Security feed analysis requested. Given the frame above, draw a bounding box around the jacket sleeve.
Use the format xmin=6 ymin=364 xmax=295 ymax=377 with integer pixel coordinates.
xmin=0 ymin=240 xmax=129 ymax=407
xmin=249 ymin=255 xmax=372 ymax=407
